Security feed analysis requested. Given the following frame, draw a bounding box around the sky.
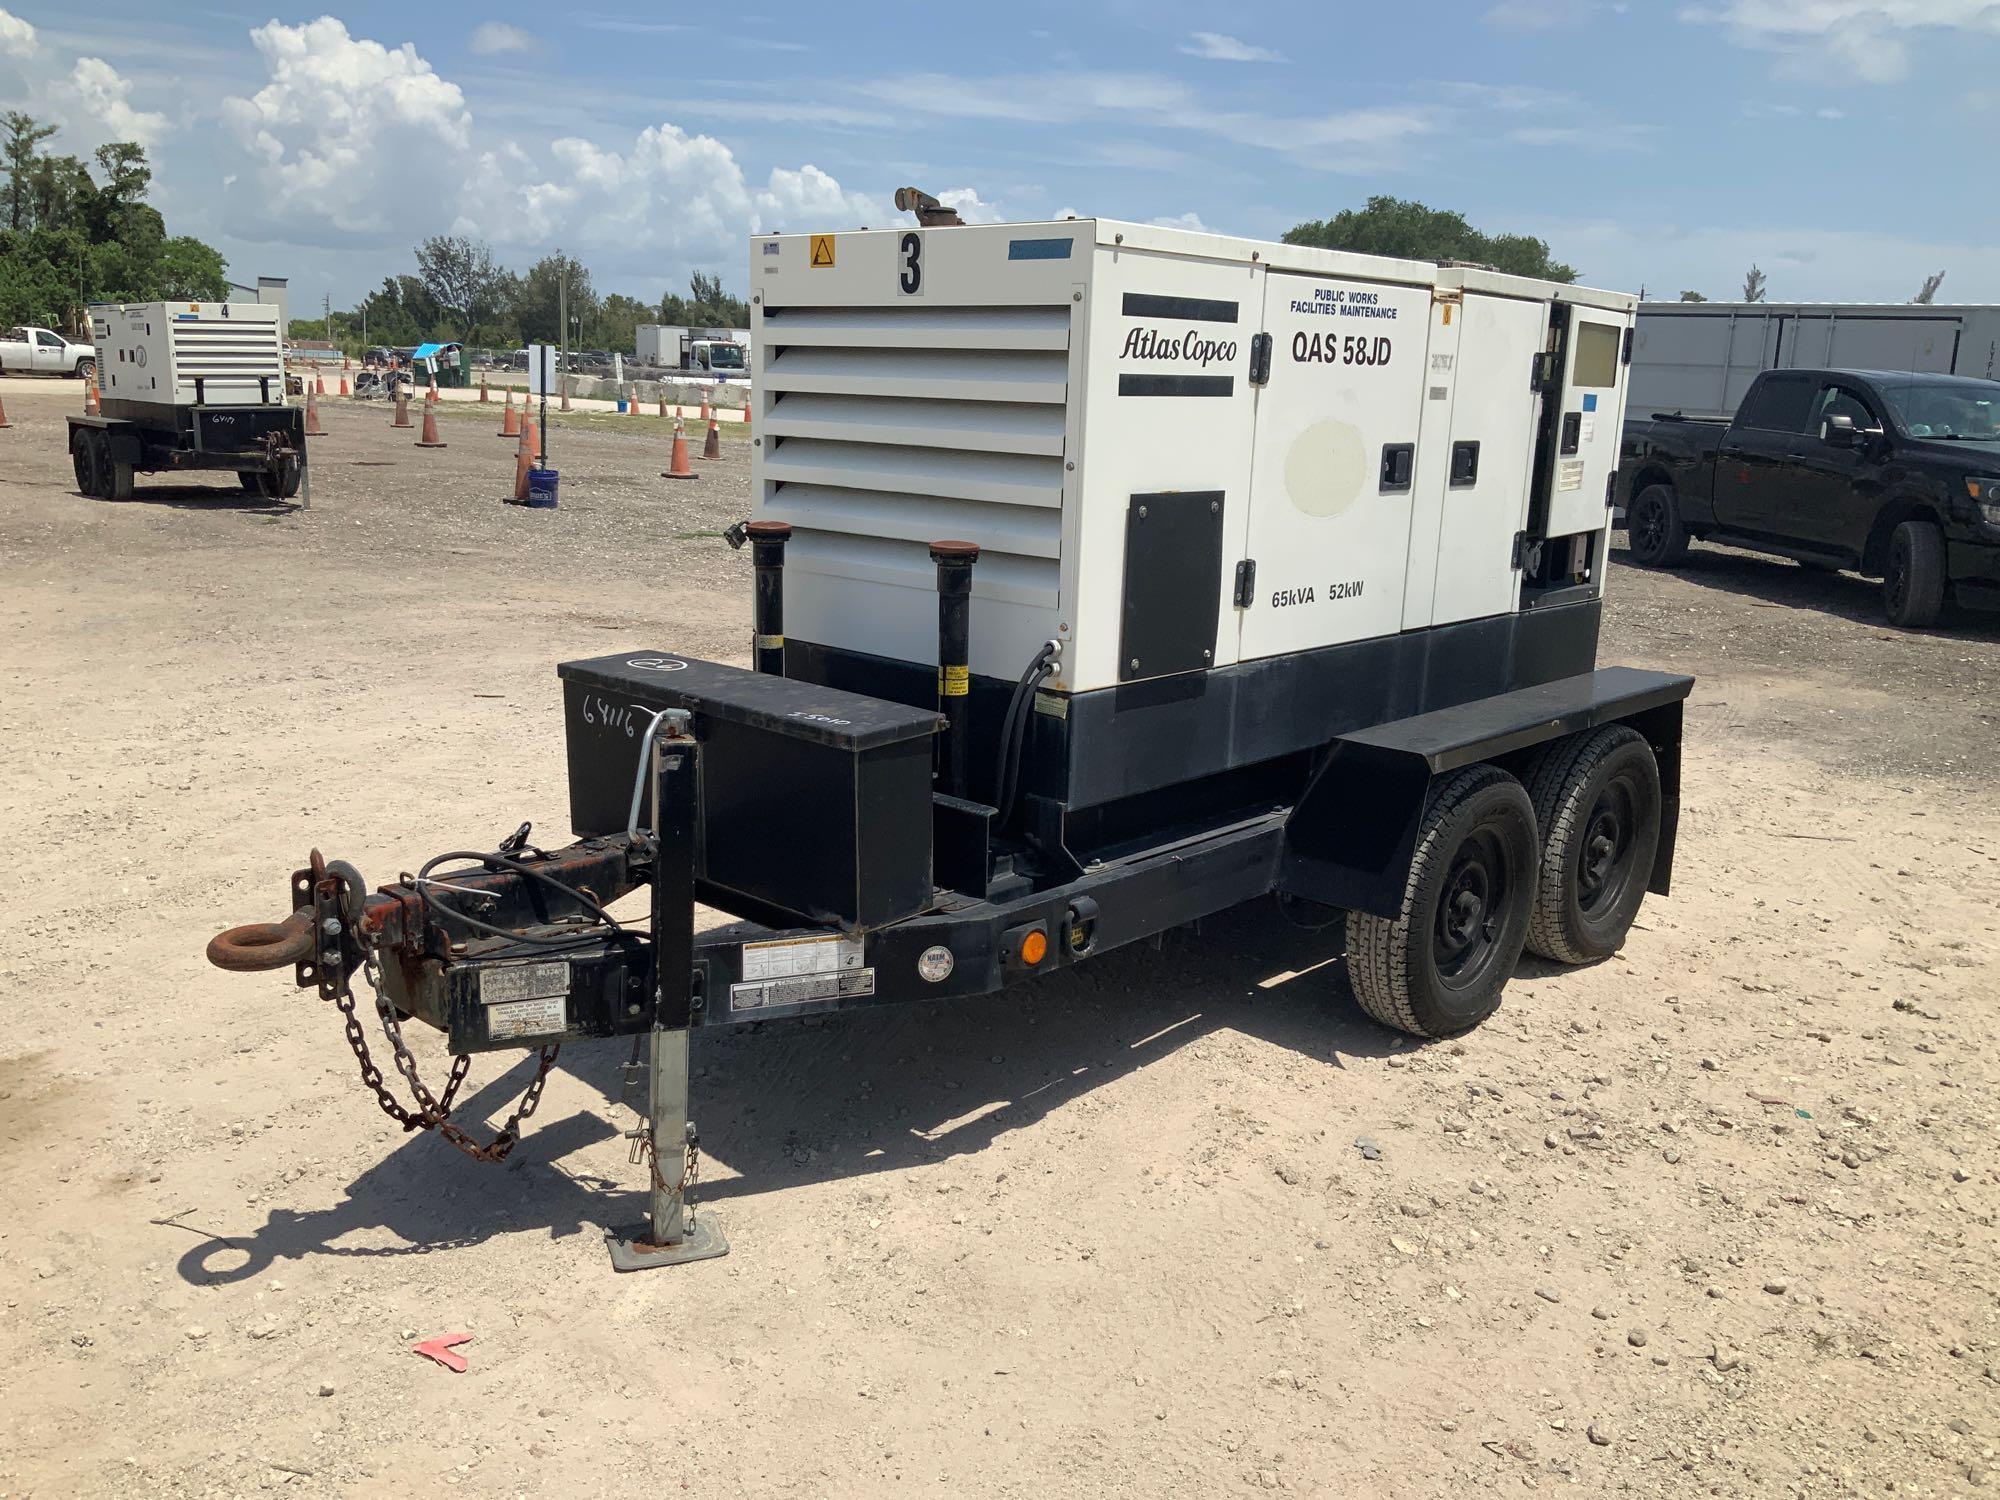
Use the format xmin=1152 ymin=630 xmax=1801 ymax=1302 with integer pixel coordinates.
xmin=3 ymin=1 xmax=1998 ymax=314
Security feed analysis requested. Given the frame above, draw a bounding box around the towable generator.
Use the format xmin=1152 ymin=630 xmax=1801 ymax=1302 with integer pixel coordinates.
xmin=68 ymin=301 xmax=304 ymax=501
xmin=208 ymin=212 xmax=1689 ymax=1269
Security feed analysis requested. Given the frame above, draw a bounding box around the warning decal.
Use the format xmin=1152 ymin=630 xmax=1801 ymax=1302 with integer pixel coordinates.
xmin=809 ymin=234 xmax=836 ymax=269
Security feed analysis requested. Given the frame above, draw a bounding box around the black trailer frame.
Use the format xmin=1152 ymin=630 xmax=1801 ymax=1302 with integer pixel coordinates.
xmin=67 ymin=397 xmax=306 ymax=502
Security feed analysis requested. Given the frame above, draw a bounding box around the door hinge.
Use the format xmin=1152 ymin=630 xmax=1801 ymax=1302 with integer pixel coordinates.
xmin=1248 ymin=332 xmax=1273 ymax=387
xmin=1233 ymin=558 xmax=1257 ymax=608
xmin=1621 ymin=326 xmax=1634 ymax=366
xmin=1512 ymin=531 xmax=1542 ymax=573
xmin=1530 ymin=350 xmax=1561 ymax=393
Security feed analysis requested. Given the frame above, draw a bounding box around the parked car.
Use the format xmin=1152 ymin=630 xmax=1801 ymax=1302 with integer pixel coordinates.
xmin=0 ymin=325 xmax=96 ymax=378
xmin=1618 ymin=367 xmax=2000 ymax=627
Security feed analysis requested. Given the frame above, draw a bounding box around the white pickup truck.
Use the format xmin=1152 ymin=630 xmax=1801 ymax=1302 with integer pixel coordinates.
xmin=0 ymin=325 xmax=96 ymax=378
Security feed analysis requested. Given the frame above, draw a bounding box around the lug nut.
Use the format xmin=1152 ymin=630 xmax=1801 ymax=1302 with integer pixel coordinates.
xmin=321 ymin=917 xmax=343 ymax=936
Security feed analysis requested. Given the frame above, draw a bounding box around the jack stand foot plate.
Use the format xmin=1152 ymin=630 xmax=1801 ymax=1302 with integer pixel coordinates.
xmin=606 ymin=1214 xmax=729 ymax=1272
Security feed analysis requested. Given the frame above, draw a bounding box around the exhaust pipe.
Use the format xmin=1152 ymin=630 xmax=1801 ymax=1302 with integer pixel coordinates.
xmin=746 ymin=520 xmax=793 ymax=676
xmin=929 ymin=539 xmax=979 ymax=800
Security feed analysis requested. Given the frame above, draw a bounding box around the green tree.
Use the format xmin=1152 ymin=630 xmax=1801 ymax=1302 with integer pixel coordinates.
xmin=1913 ymin=270 xmax=1945 ymax=305
xmin=658 ymin=268 xmax=748 ymax=328
xmin=595 ymin=292 xmax=652 ymax=352
xmin=414 ymin=233 xmax=507 ymax=342
xmin=1678 ymin=290 xmax=1708 ymax=302
xmin=512 ymin=251 xmax=595 ymax=345
xmin=3 ymin=112 xmax=58 ymax=231
xmin=1742 ymin=264 xmax=1767 ymax=303
xmin=1284 ymin=196 xmax=1578 ymax=283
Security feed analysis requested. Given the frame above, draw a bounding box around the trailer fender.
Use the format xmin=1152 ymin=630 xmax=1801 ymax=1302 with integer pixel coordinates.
xmin=1279 ymin=667 xmax=1691 ymax=918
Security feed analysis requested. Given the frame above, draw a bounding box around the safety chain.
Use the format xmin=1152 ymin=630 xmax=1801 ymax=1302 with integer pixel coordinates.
xmin=635 ymin=1120 xmax=703 ymax=1228
xmin=319 ymin=952 xmax=558 ymax=1164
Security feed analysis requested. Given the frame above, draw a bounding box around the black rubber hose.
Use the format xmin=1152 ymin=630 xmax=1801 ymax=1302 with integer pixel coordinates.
xmin=996 ymin=645 xmax=1058 ymax=826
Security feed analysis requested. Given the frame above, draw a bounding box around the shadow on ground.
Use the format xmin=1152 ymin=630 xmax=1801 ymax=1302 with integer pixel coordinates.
xmin=1612 ymin=536 xmax=2000 ymax=641
xmin=173 ymin=902 xmax=1415 ymax=1284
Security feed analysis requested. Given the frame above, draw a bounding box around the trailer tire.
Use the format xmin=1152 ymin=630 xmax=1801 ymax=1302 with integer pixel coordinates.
xmin=1625 ymin=484 xmax=1689 ymax=568
xmin=106 ymin=457 xmax=133 ymax=502
xmin=1523 ymin=727 xmax=1660 ymax=965
xmin=1883 ymin=520 xmax=1946 ymax=628
xmin=1346 ymin=764 xmax=1537 ymax=1039
xmin=71 ymin=430 xmax=97 ymax=496
xmin=88 ymin=431 xmax=116 ymax=499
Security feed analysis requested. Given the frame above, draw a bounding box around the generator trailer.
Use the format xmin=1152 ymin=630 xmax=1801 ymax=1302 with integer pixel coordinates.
xmin=206 ymin=213 xmax=1689 ymax=1270
xmin=68 ymin=301 xmax=304 ymax=502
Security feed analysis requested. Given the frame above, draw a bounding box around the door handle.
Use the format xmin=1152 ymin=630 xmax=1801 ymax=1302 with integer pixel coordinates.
xmin=1379 ymin=443 xmax=1415 ymax=493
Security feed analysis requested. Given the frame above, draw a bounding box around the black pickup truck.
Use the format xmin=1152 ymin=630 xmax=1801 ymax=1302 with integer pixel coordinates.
xmin=1617 ymin=368 xmax=2000 ymax=627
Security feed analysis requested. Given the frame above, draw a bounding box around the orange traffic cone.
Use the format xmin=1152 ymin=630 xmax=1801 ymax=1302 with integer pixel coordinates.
xmin=416 ymin=403 xmax=446 ymax=449
xmin=478 ymin=373 xmax=489 ymax=403
xmin=304 ymin=385 xmax=326 ymax=436
xmin=701 ymin=415 xmax=721 ymax=461
xmin=84 ymin=376 xmax=100 ymax=416
xmin=741 ymin=398 xmax=751 ymax=436
xmin=0 ymin=392 xmax=12 ymax=429
xmin=498 ymin=389 xmax=517 ymax=437
xmin=629 ymin=384 xmax=642 ymax=417
xmin=427 ymin=374 xmax=439 ymax=403
xmin=338 ymin=372 xmax=350 ymax=397
xmin=699 ymin=389 xmax=711 ymax=423
xmin=513 ymin=442 xmax=532 ymax=503
xmin=314 ymin=372 xmax=326 ymax=397
xmin=662 ymin=417 xmax=698 ymax=481
xmin=521 ymin=417 xmax=540 ymax=462
xmin=343 ymin=354 xmax=352 ymax=371
xmin=392 ymin=392 xmax=413 ymax=429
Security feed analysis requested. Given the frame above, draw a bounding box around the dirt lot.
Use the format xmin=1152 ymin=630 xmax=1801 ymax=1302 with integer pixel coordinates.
xmin=2 ymin=375 xmax=1996 ymax=1498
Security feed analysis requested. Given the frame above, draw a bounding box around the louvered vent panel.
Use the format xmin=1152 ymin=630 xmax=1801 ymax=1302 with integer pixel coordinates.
xmin=170 ymin=315 xmax=284 ymax=401
xmin=759 ymin=305 xmax=1070 ymax=672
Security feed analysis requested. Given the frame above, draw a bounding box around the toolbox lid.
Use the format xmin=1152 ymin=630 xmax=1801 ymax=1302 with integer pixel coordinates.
xmin=558 ymin=651 xmax=942 ymax=752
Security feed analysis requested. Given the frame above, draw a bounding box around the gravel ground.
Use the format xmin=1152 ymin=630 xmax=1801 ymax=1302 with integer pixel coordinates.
xmin=1 ymin=376 xmax=1995 ymax=1499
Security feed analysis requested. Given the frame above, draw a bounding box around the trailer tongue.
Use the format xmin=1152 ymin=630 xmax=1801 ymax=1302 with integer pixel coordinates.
xmin=205 ymin=213 xmax=1692 ymax=1273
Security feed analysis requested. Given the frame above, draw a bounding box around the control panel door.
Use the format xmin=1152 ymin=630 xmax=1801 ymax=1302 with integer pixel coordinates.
xmin=1539 ymin=308 xmax=1633 ymax=540
xmin=1236 ymin=273 xmax=1433 ymax=661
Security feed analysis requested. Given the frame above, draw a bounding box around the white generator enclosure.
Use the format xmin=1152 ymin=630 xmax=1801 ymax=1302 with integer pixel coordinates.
xmin=750 ymin=219 xmax=1636 ymax=815
xmin=91 ymin=301 xmax=287 ymax=410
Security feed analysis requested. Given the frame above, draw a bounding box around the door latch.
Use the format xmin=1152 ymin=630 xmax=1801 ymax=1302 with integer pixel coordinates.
xmin=1233 ymin=558 xmax=1257 ymax=608
xmin=1247 ymin=333 xmax=1273 ymax=387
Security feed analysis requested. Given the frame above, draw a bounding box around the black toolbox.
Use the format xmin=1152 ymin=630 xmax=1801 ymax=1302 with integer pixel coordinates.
xmin=558 ymin=651 xmax=941 ymax=930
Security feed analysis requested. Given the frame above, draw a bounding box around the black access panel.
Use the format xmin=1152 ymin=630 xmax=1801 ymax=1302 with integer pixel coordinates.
xmin=1119 ymin=490 xmax=1224 ymax=682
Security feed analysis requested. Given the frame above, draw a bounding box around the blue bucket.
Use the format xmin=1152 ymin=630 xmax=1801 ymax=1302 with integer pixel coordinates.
xmin=526 ymin=467 xmax=559 ymax=508
xmin=615 ymin=398 xmax=628 ymax=413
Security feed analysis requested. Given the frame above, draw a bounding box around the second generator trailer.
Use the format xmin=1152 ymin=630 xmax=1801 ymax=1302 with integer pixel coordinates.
xmin=207 ymin=214 xmax=1688 ymax=1269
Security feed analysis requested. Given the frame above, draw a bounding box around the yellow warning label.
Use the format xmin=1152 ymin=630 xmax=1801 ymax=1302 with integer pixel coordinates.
xmin=755 ymin=634 xmax=784 ymax=650
xmin=940 ymin=664 xmax=970 ymax=697
xmin=809 ymin=234 xmax=836 ymax=269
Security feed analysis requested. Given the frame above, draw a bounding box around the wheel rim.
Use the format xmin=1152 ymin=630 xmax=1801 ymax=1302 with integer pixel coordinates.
xmin=1434 ymin=830 xmax=1510 ymax=986
xmin=1632 ymin=495 xmax=1665 ymax=558
xmin=1576 ymin=777 xmax=1642 ymax=919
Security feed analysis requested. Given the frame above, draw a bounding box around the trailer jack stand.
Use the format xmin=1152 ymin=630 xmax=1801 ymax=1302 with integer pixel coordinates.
xmin=605 ymin=1022 xmax=729 ymax=1272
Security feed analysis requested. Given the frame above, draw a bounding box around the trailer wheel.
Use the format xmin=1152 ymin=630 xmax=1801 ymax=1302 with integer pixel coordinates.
xmin=1523 ymin=727 xmax=1660 ymax=965
xmin=74 ymin=430 xmax=115 ymax=499
xmin=1883 ymin=520 xmax=1946 ymax=628
xmin=71 ymin=431 xmax=97 ymax=496
xmin=106 ymin=456 xmax=133 ymax=501
xmin=1346 ymin=765 xmax=1537 ymax=1039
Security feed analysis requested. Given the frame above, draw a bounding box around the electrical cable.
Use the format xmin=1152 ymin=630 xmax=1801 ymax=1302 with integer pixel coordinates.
xmin=414 ymin=848 xmax=638 ymax=949
xmin=995 ymin=640 xmax=1059 ymax=826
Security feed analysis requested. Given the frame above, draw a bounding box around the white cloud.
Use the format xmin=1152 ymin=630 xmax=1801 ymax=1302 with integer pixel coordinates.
xmin=1150 ymin=211 xmax=1214 ymax=233
xmin=1681 ymin=0 xmax=2000 ymax=82
xmin=1179 ymin=32 xmax=1285 ymax=62
xmin=0 ymin=11 xmax=168 ymax=153
xmin=220 ymin=19 xmax=473 ymax=243
xmin=0 ymin=6 xmax=35 ymax=58
xmin=468 ymin=21 xmax=533 ymax=56
xmin=937 ymin=187 xmax=1004 ymax=224
xmin=57 ymin=57 xmax=169 ymax=147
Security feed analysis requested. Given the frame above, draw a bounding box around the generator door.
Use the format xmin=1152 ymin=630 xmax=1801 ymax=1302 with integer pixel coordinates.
xmin=1235 ymin=273 xmax=1433 ymax=661
xmin=1535 ymin=304 xmax=1633 ymax=542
